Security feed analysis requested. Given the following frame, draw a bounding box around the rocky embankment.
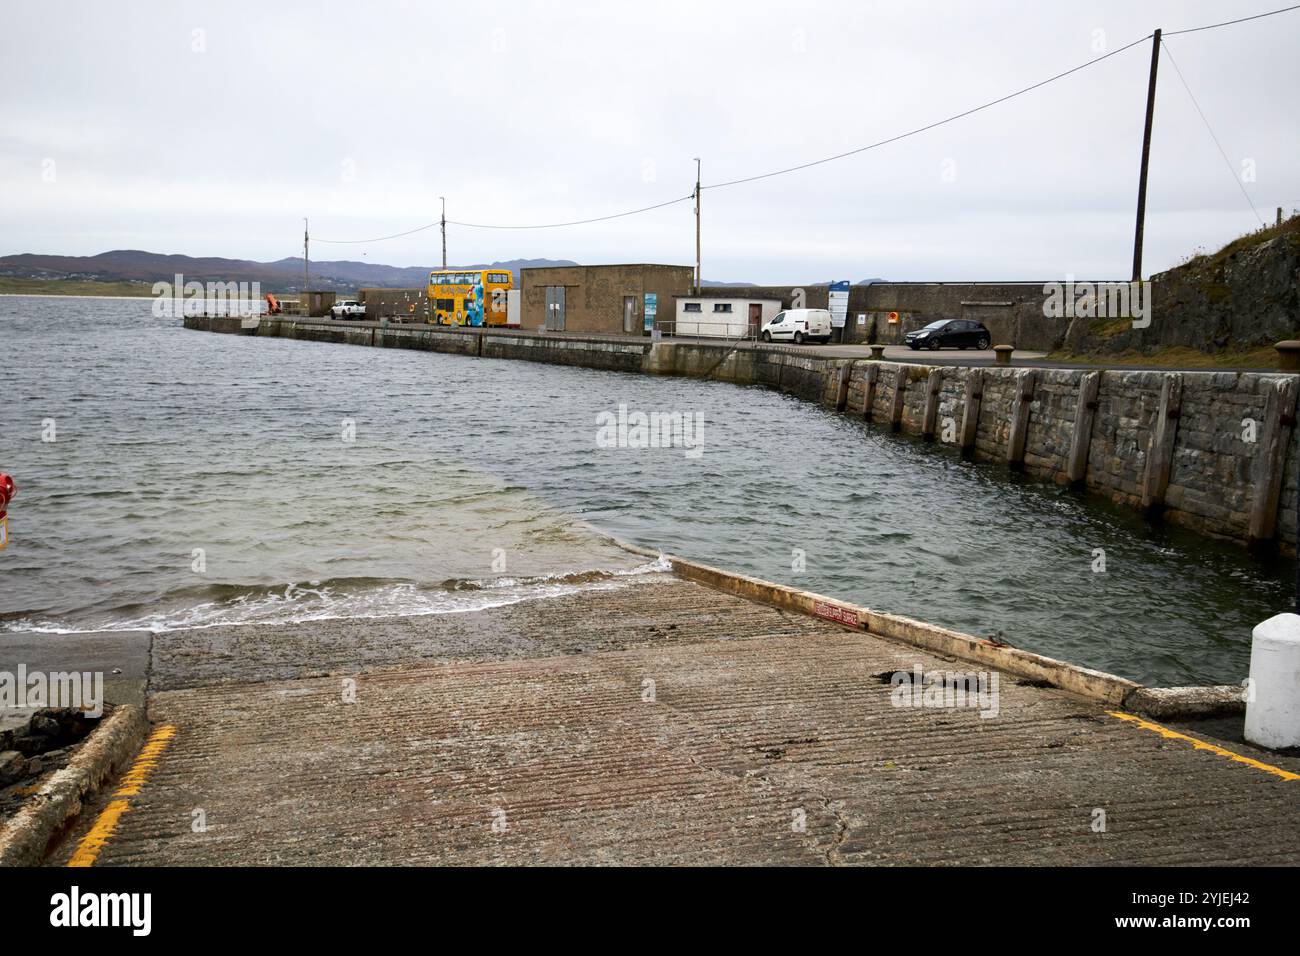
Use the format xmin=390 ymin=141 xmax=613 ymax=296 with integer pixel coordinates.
xmin=1062 ymin=215 xmax=1300 ymax=357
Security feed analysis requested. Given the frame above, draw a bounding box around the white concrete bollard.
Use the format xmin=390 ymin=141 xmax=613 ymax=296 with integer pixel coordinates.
xmin=1244 ymin=612 xmax=1300 ymax=749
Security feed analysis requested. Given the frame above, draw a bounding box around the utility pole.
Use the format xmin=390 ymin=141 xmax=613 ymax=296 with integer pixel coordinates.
xmin=302 ymin=218 xmax=310 ymax=298
xmin=693 ymin=158 xmax=701 ymax=294
xmin=1132 ymin=28 xmax=1161 ymax=282
xmin=440 ymin=197 xmax=447 ymax=269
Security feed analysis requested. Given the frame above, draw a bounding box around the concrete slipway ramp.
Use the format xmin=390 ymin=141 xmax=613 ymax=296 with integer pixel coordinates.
xmin=41 ymin=562 xmax=1300 ymax=867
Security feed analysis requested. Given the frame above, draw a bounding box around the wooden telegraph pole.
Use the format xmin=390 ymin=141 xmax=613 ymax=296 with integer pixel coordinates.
xmin=1132 ymin=29 xmax=1161 ymax=282
xmin=302 ymin=218 xmax=310 ymax=305
xmin=693 ymin=158 xmax=701 ymax=294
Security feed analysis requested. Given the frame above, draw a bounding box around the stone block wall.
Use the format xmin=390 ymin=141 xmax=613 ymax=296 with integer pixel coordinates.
xmin=838 ymin=355 xmax=1299 ymax=547
xmin=1021 ymin=369 xmax=1079 ymax=480
xmin=972 ymin=373 xmax=1012 ymax=461
xmin=1086 ymin=371 xmax=1162 ymax=509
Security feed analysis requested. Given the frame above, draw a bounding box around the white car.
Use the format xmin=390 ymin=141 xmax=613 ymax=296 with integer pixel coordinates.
xmin=330 ymin=299 xmax=366 ymax=320
xmin=761 ymin=308 xmax=832 ymax=344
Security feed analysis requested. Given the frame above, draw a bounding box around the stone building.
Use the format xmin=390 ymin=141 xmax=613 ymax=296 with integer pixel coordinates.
xmin=520 ymin=264 xmax=695 ymax=335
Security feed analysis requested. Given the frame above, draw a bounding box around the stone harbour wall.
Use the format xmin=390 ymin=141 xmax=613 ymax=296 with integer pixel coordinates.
xmin=842 ymin=360 xmax=1299 ymax=546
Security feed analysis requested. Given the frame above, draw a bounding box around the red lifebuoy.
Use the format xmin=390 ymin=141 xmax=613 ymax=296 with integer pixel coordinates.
xmin=0 ymin=473 xmax=16 ymax=519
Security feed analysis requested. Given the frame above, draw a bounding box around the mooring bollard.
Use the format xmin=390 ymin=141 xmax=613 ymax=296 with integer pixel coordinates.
xmin=993 ymin=345 xmax=1014 ymax=366
xmin=1245 ymin=612 xmax=1300 ymax=749
xmin=1275 ymin=340 xmax=1300 ymax=371
xmin=869 ymin=344 xmax=886 ymax=360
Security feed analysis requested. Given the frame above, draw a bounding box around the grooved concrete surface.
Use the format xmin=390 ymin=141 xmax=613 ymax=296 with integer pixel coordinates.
xmin=53 ymin=577 xmax=1300 ymax=866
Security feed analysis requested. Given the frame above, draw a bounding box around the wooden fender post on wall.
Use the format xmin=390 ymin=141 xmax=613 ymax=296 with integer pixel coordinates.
xmin=1066 ymin=371 xmax=1101 ymax=487
xmin=1248 ymin=376 xmax=1299 ymax=544
xmin=1141 ymin=372 xmax=1183 ymax=515
xmin=890 ymin=366 xmax=909 ymax=433
xmin=959 ymin=369 xmax=983 ymax=458
xmin=1006 ymin=369 xmax=1038 ymax=470
xmin=862 ymin=364 xmax=880 ymax=423
xmin=835 ymin=361 xmax=854 ymax=412
xmin=921 ymin=368 xmax=943 ymax=439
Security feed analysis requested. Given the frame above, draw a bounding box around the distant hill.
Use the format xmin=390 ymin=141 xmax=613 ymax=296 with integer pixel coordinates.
xmin=0 ymin=249 xmax=889 ymax=295
xmin=0 ymin=250 xmax=579 ymax=293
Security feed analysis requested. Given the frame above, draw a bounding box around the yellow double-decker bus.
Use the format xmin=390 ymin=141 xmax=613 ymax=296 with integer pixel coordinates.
xmin=427 ymin=269 xmax=513 ymax=326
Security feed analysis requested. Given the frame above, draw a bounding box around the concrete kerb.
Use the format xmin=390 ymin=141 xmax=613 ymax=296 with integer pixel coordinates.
xmin=1125 ymin=685 xmax=1248 ymax=720
xmin=0 ymin=704 xmax=148 ymax=867
xmin=659 ymin=553 xmax=1243 ymax=719
xmin=666 ymin=555 xmax=1136 ymax=705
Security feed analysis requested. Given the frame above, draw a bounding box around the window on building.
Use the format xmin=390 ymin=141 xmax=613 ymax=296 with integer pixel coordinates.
xmin=684 ymin=302 xmax=702 ymax=313
xmin=712 ymin=303 xmax=733 ymax=313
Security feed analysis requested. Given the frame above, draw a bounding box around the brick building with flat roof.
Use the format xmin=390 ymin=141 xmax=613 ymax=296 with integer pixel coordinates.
xmin=520 ymin=264 xmax=694 ymax=335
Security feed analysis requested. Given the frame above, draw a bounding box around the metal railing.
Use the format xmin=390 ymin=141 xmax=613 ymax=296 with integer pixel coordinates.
xmin=652 ymin=317 xmax=758 ymax=344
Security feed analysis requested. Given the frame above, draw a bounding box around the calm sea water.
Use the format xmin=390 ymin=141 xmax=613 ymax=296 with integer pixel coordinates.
xmin=1 ymin=295 xmax=1291 ymax=685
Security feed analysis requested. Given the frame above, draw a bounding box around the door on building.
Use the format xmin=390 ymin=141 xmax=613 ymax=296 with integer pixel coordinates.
xmin=623 ymin=296 xmax=636 ymax=334
xmin=545 ymin=285 xmax=566 ymax=331
xmin=748 ymin=303 xmax=763 ymax=337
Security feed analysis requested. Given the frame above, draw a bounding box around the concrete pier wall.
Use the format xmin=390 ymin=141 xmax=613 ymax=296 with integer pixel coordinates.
xmin=843 ymin=359 xmax=1299 ymax=546
xmin=185 ymin=315 xmax=1299 ymax=548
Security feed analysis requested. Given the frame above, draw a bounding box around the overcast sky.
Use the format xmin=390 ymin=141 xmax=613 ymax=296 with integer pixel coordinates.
xmin=2 ymin=0 xmax=1297 ymax=282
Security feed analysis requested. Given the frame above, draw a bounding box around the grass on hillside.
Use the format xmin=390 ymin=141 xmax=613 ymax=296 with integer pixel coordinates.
xmin=0 ymin=277 xmax=155 ymax=297
xmin=1173 ymin=212 xmax=1300 ymax=273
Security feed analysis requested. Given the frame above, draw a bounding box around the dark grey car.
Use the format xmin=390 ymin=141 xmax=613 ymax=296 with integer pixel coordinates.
xmin=905 ymin=319 xmax=991 ymax=351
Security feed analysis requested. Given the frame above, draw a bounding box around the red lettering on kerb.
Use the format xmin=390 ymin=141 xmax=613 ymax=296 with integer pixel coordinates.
xmin=812 ymin=601 xmax=859 ymax=627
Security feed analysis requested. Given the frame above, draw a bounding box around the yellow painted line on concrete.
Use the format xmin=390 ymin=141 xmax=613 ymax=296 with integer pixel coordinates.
xmin=1107 ymin=711 xmax=1300 ymax=782
xmin=67 ymin=725 xmax=177 ymax=867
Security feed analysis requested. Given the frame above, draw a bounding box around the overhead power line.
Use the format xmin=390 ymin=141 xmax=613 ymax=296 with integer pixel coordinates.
xmin=447 ymin=193 xmax=695 ymax=230
xmin=314 ymin=193 xmax=696 ymax=241
xmin=704 ymin=3 xmax=1300 ymax=192
xmin=703 ymin=35 xmax=1153 ymax=191
xmin=316 ymin=37 xmax=1146 ymax=242
xmin=312 ymin=3 xmax=1300 ymax=242
xmin=1165 ymin=3 xmax=1300 ymax=36
xmin=1160 ymin=38 xmax=1267 ymax=227
xmin=313 ymin=220 xmax=443 ymax=245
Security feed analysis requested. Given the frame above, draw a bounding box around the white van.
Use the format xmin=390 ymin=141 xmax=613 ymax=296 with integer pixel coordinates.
xmin=760 ymin=308 xmax=832 ymax=344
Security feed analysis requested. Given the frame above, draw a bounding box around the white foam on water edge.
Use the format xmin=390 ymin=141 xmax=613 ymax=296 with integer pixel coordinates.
xmin=2 ymin=556 xmax=673 ymax=635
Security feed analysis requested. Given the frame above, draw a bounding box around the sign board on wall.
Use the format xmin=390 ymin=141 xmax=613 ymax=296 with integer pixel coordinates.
xmin=644 ymin=292 xmax=657 ymax=332
xmin=828 ymin=281 xmax=850 ymax=328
